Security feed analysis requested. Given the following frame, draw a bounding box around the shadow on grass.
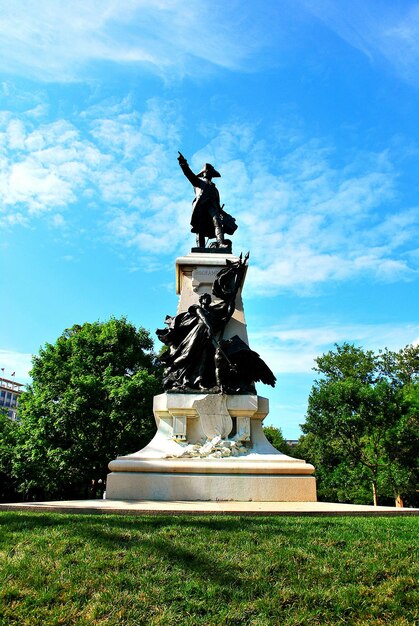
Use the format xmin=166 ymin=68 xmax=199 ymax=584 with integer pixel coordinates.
xmin=0 ymin=512 xmax=262 ymax=589
xmin=0 ymin=510 xmax=412 ymax=538
xmin=0 ymin=511 xmax=292 ymax=533
xmin=1 ymin=511 xmax=417 ymax=624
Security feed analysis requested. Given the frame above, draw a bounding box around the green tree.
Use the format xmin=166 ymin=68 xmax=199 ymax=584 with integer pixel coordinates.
xmin=0 ymin=410 xmax=20 ymax=501
xmin=263 ymin=425 xmax=293 ymax=455
xmin=295 ymin=432 xmax=378 ymax=504
xmin=302 ymin=343 xmax=418 ymax=507
xmin=13 ymin=318 xmax=162 ymax=499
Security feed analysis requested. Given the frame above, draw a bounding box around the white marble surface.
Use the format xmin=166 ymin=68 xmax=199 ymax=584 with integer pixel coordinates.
xmin=2 ymin=500 xmax=417 ymax=515
xmin=106 ymin=252 xmax=317 ymax=502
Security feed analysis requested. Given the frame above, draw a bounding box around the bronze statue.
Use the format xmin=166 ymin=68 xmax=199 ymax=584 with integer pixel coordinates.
xmin=177 ymin=152 xmax=237 ymax=250
xmin=157 ymin=291 xmax=233 ymax=391
xmin=156 ymin=255 xmax=276 ymax=393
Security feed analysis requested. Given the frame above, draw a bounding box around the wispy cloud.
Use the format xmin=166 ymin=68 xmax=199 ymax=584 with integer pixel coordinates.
xmin=1 ymin=1 xmax=418 ymax=87
xmin=249 ymin=321 xmax=419 ymax=375
xmin=300 ymin=0 xmax=419 ymax=85
xmin=0 ymin=98 xmax=189 ymax=256
xmin=0 ymin=1 xmax=270 ymax=82
xmin=194 ymin=123 xmax=418 ymax=295
xmin=1 ymin=99 xmax=418 ymax=290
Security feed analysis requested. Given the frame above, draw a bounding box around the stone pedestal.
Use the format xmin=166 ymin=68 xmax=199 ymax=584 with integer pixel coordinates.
xmin=106 ymin=393 xmax=316 ymax=502
xmin=106 ymin=251 xmax=317 ymax=502
xmin=175 ymin=252 xmax=248 ymax=343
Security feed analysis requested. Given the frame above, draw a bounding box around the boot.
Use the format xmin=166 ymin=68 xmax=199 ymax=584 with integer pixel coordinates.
xmin=215 ymin=225 xmax=229 ymax=249
xmin=196 ymin=233 xmax=205 ymax=248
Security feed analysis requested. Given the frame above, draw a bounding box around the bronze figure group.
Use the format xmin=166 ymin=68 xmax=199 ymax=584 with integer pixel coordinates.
xmin=157 ymin=254 xmax=276 ymax=394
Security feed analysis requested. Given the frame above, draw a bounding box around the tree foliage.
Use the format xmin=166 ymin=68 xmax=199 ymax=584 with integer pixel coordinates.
xmin=12 ymin=318 xmax=162 ymax=499
xmin=0 ymin=410 xmax=20 ymax=501
xmin=263 ymin=425 xmax=293 ymax=455
xmin=301 ymin=343 xmax=418 ymax=506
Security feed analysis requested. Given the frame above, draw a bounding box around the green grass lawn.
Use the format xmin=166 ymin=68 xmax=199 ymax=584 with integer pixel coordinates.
xmin=0 ymin=512 xmax=417 ymax=625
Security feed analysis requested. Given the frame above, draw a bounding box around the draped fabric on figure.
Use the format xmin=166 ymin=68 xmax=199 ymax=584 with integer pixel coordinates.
xmin=156 ymin=255 xmax=276 ymax=394
xmin=157 ymin=293 xmax=233 ymax=391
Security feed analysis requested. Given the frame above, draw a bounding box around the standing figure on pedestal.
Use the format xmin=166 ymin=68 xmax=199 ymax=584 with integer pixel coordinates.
xmin=177 ymin=152 xmax=237 ymax=250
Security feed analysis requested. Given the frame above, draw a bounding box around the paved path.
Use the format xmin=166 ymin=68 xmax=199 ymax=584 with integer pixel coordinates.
xmin=0 ymin=500 xmax=417 ymax=516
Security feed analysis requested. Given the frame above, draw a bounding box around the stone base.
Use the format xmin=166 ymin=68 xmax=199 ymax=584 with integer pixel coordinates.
xmin=106 ymin=472 xmax=316 ymax=502
xmin=106 ymin=393 xmax=317 ymax=502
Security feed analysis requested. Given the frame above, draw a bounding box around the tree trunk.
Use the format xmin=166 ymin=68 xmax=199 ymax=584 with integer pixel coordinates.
xmin=372 ymin=481 xmax=378 ymax=506
xmin=395 ymin=494 xmax=404 ymax=508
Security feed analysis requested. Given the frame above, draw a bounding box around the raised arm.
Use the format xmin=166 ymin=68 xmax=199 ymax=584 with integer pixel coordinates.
xmin=177 ymin=151 xmax=201 ymax=187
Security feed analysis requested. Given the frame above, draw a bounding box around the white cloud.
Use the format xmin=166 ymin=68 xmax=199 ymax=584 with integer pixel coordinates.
xmin=300 ymin=0 xmax=419 ymax=84
xmin=7 ymin=160 xmax=76 ymax=213
xmin=4 ymin=2 xmax=419 ymax=87
xmin=249 ymin=322 xmax=419 ymax=375
xmin=7 ymin=0 xmax=417 ymax=88
xmin=195 ymin=124 xmax=417 ymax=295
xmin=51 ymin=214 xmax=66 ymax=228
xmin=0 ymin=350 xmax=33 ymax=384
xmin=0 ymin=116 xmax=108 ymax=216
xmin=0 ymin=97 xmax=181 ymax=221
xmin=1 ymin=101 xmax=417 ymax=291
xmin=0 ymin=1 xmax=269 ymax=82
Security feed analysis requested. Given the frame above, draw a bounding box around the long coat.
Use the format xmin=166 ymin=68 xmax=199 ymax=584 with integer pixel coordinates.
xmin=179 ymin=161 xmax=222 ymax=238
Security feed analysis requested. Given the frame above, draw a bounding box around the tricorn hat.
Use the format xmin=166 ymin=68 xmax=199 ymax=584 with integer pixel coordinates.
xmin=197 ymin=163 xmax=221 ymax=178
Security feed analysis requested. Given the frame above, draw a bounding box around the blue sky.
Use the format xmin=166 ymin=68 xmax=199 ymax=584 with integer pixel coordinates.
xmin=1 ymin=0 xmax=418 ymax=438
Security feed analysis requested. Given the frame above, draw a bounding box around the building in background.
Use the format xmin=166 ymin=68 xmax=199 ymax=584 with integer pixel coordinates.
xmin=0 ymin=375 xmax=24 ymax=421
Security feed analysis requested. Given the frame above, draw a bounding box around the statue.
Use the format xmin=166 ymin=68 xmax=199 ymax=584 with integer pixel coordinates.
xmin=156 ymin=255 xmax=276 ymax=393
xmin=177 ymin=152 xmax=237 ymax=250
